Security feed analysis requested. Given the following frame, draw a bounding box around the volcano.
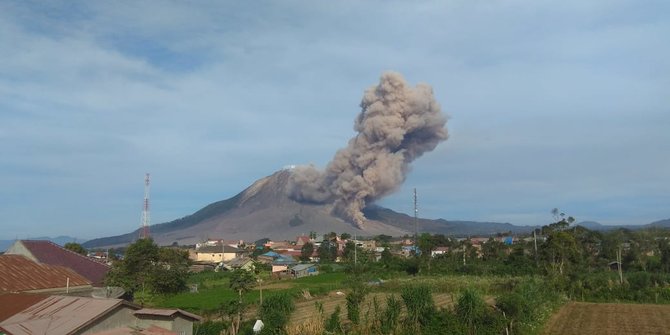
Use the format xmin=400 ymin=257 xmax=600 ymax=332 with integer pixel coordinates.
xmin=83 ymin=169 xmax=530 ymax=249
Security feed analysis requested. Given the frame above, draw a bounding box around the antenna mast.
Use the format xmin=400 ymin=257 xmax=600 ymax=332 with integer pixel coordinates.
xmin=140 ymin=173 xmax=151 ymax=239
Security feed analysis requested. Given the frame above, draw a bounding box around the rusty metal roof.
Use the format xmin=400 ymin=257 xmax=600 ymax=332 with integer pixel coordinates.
xmin=0 ymin=295 xmax=131 ymax=335
xmin=134 ymin=308 xmax=202 ymax=321
xmin=0 ymin=293 xmax=48 ymax=322
xmin=0 ymin=255 xmax=91 ymax=293
xmin=12 ymin=240 xmax=110 ymax=286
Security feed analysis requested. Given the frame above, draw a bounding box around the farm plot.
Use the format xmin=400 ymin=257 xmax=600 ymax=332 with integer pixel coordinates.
xmin=543 ymin=302 xmax=670 ymax=335
xmin=290 ymin=291 xmax=481 ymax=324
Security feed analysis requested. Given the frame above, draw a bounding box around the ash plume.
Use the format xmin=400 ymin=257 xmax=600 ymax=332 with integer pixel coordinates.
xmin=288 ymin=72 xmax=448 ymax=228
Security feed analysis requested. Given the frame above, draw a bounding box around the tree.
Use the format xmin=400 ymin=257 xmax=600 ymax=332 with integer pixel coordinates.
xmin=343 ymin=241 xmax=357 ymax=262
xmin=318 ymin=240 xmax=338 ymax=263
xmin=340 ymin=233 xmax=352 ymax=240
xmin=105 ymin=238 xmax=189 ymax=297
xmin=64 ymin=242 xmax=87 ymax=256
xmin=300 ymin=242 xmax=314 ymax=262
xmin=228 ymin=269 xmax=256 ymax=335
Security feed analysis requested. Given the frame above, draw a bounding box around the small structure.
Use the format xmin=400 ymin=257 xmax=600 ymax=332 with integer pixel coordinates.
xmin=431 ymin=247 xmax=449 ymax=257
xmin=194 ymin=245 xmax=243 ymax=263
xmin=290 ymin=264 xmax=318 ymax=278
xmin=219 ymin=258 xmax=255 ymax=272
xmin=271 ymin=255 xmax=297 ymax=278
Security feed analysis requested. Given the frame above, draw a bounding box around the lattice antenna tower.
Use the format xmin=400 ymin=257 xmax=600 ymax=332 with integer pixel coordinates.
xmin=140 ymin=173 xmax=151 ymax=239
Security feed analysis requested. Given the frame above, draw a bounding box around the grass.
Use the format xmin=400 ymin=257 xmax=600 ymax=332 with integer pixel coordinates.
xmin=150 ymin=271 xmax=348 ymax=314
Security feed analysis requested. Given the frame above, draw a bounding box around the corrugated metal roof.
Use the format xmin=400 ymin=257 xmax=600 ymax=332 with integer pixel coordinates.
xmin=291 ymin=264 xmax=316 ymax=272
xmin=0 ymin=255 xmax=91 ymax=293
xmin=0 ymin=293 xmax=48 ymax=322
xmin=134 ymin=309 xmax=202 ymax=321
xmin=89 ymin=325 xmax=177 ymax=335
xmin=0 ymin=295 xmax=129 ymax=335
xmin=12 ymin=240 xmax=110 ymax=286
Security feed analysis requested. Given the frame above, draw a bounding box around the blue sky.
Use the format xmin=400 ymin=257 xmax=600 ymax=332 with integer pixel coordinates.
xmin=1 ymin=1 xmax=668 ymax=240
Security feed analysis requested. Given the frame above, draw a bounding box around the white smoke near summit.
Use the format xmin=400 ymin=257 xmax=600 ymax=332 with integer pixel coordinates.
xmin=288 ymin=72 xmax=449 ymax=228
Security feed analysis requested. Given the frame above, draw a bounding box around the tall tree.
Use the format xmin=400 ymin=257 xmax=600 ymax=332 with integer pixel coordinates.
xmin=228 ymin=269 xmax=256 ymax=335
xmin=64 ymin=242 xmax=87 ymax=256
xmin=300 ymin=242 xmax=314 ymax=262
xmin=105 ymin=239 xmax=189 ymax=296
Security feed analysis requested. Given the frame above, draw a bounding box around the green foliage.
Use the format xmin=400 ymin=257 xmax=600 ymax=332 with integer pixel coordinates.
xmin=229 ymin=269 xmax=257 ymax=299
xmin=300 ymin=242 xmax=314 ymax=262
xmin=318 ymin=240 xmax=338 ymax=263
xmin=401 ymin=285 xmax=435 ymax=332
xmin=105 ymin=238 xmax=189 ymax=296
xmin=194 ymin=320 xmax=226 ymax=335
xmin=325 ymin=305 xmax=342 ymax=334
xmin=258 ymin=293 xmax=295 ymax=335
xmin=64 ymin=242 xmax=87 ymax=255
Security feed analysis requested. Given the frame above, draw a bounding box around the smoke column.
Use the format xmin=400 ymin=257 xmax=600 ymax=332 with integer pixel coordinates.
xmin=288 ymin=72 xmax=448 ymax=228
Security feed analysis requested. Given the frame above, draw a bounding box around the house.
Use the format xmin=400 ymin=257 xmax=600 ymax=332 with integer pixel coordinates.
xmin=271 ymin=255 xmax=297 ymax=278
xmin=290 ymin=264 xmax=318 ymax=278
xmin=219 ymin=258 xmax=255 ymax=272
xmin=193 ymin=245 xmax=243 ymax=263
xmin=0 ymin=255 xmax=92 ymax=294
xmin=0 ymin=294 xmax=202 ymax=335
xmin=257 ymin=251 xmax=281 ymax=264
xmin=5 ymin=240 xmax=110 ymax=286
xmin=431 ymin=247 xmax=449 ymax=257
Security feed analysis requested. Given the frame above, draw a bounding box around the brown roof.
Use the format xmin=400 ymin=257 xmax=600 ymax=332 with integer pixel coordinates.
xmin=0 ymin=293 xmax=48 ymax=322
xmin=134 ymin=308 xmax=202 ymax=321
xmin=0 ymin=295 xmax=134 ymax=335
xmin=0 ymin=255 xmax=91 ymax=293
xmin=89 ymin=325 xmax=177 ymax=335
xmin=12 ymin=240 xmax=110 ymax=286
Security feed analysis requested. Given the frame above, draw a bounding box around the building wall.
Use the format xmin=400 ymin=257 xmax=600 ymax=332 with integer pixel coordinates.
xmin=196 ymin=252 xmax=237 ymax=263
xmin=136 ymin=315 xmax=194 ymax=335
xmin=78 ymin=305 xmax=137 ymax=335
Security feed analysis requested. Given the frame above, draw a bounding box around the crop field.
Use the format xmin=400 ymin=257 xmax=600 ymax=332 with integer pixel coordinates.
xmin=542 ymin=302 xmax=670 ymax=335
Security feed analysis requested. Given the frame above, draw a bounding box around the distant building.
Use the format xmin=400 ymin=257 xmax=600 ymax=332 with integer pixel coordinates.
xmin=290 ymin=264 xmax=318 ymax=278
xmin=431 ymin=247 xmax=449 ymax=257
xmin=194 ymin=245 xmax=244 ymax=263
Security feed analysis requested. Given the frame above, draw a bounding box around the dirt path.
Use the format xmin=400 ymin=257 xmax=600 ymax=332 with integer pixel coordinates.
xmin=543 ymin=302 xmax=670 ymax=335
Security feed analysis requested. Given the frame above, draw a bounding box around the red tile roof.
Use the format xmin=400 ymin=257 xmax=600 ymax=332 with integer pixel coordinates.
xmin=0 ymin=255 xmax=91 ymax=293
xmin=16 ymin=240 xmax=110 ymax=286
xmin=0 ymin=293 xmax=48 ymax=322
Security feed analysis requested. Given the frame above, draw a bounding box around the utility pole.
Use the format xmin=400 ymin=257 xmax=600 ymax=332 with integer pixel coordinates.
xmin=617 ymin=247 xmax=623 ymax=285
xmin=533 ymin=229 xmax=539 ymax=266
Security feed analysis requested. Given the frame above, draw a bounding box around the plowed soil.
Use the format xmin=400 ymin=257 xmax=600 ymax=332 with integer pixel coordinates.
xmin=543 ymin=302 xmax=670 ymax=335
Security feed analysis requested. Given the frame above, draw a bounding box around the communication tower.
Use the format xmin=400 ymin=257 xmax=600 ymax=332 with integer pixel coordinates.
xmin=140 ymin=173 xmax=151 ymax=239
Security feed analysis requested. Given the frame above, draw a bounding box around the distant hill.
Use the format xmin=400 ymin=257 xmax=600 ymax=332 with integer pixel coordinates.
xmin=83 ymin=170 xmax=534 ymax=249
xmin=82 ymin=170 xmax=669 ymax=249
xmin=0 ymin=236 xmax=85 ymax=253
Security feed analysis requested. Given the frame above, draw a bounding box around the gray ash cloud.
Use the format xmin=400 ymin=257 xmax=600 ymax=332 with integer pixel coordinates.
xmin=288 ymin=72 xmax=448 ymax=228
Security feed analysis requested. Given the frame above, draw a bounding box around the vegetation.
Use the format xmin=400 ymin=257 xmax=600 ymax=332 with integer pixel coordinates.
xmin=105 ymin=238 xmax=189 ymax=297
xmin=108 ymin=209 xmax=670 ymax=335
xmin=64 ymin=242 xmax=87 ymax=255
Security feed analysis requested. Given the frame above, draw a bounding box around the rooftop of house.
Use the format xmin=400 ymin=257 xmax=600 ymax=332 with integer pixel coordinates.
xmin=89 ymin=325 xmax=177 ymax=335
xmin=7 ymin=240 xmax=110 ymax=286
xmin=0 ymin=293 xmax=48 ymax=322
xmin=0 ymin=255 xmax=91 ymax=293
xmin=0 ymin=295 xmax=138 ymax=335
xmin=196 ymin=245 xmax=242 ymax=254
xmin=134 ymin=308 xmax=202 ymax=322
